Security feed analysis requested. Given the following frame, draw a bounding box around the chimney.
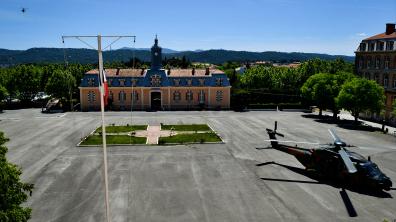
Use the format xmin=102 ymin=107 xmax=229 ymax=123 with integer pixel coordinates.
xmin=192 ymin=68 xmax=195 ymax=76
xmin=386 ymin=23 xmax=395 ymax=35
xmin=205 ymin=67 xmax=210 ymax=75
xmin=141 ymin=68 xmax=145 ymax=75
xmin=116 ymin=68 xmax=120 ymax=76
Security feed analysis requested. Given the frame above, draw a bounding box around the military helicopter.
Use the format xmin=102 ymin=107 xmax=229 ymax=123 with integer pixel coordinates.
xmin=258 ymin=121 xmax=392 ymax=191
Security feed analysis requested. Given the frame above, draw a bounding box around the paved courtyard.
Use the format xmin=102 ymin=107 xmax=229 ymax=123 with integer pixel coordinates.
xmin=1 ymin=109 xmax=396 ymax=222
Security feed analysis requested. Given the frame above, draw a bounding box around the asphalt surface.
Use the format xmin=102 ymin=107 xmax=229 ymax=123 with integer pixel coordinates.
xmin=1 ymin=109 xmax=396 ymax=222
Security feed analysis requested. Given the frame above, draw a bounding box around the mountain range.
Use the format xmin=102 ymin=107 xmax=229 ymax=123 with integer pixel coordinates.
xmin=0 ymin=48 xmax=354 ymax=65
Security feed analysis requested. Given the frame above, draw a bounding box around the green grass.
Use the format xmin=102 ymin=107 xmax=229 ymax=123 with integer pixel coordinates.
xmin=158 ymin=133 xmax=221 ymax=144
xmin=161 ymin=124 xmax=211 ymax=131
xmin=94 ymin=125 xmax=147 ymax=133
xmin=80 ymin=135 xmax=146 ymax=145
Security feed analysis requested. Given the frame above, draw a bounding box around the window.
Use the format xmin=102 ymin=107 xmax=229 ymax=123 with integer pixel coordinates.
xmin=386 ymin=41 xmax=394 ymax=51
xmin=385 ymin=57 xmax=390 ymax=69
xmin=173 ymin=91 xmax=181 ymax=102
xmin=88 ymin=91 xmax=96 ymax=103
xmin=375 ymin=57 xmax=380 ymax=69
xmin=87 ymin=78 xmax=95 ymax=86
xmin=131 ymin=91 xmax=139 ymax=102
xmin=216 ymin=91 xmax=223 ymax=102
xmin=109 ymin=91 xmax=113 ymax=100
xmin=119 ymin=91 xmax=126 ymax=102
xmin=393 ymin=79 xmax=396 ymax=89
xmin=216 ymin=78 xmax=223 ymax=86
xmin=384 ymin=76 xmax=388 ymax=88
xmin=377 ymin=41 xmax=384 ymax=51
xmin=367 ymin=58 xmax=371 ymax=68
xmin=199 ymin=90 xmax=205 ymax=103
xmin=369 ymin=42 xmax=375 ymax=51
xmin=359 ymin=43 xmax=366 ymax=51
xmin=358 ymin=59 xmax=363 ymax=69
xmin=186 ymin=90 xmax=193 ymax=102
xmin=374 ymin=74 xmax=379 ymax=83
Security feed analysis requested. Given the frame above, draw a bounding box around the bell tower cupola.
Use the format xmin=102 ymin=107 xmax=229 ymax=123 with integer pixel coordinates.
xmin=151 ymin=35 xmax=162 ymax=70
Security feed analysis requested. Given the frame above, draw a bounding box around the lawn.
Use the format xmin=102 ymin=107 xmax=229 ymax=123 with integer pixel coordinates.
xmin=80 ymin=135 xmax=146 ymax=145
xmin=94 ymin=125 xmax=147 ymax=133
xmin=158 ymin=133 xmax=222 ymax=144
xmin=161 ymin=124 xmax=211 ymax=131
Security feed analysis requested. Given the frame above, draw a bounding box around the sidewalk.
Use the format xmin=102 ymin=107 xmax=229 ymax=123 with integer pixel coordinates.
xmin=321 ymin=110 xmax=396 ymax=135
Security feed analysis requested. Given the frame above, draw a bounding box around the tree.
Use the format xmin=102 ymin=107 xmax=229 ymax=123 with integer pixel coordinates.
xmin=336 ymin=78 xmax=385 ymax=123
xmin=0 ymin=132 xmax=33 ymax=222
xmin=0 ymin=85 xmax=8 ymax=102
xmin=301 ymin=72 xmax=355 ymax=118
xmin=45 ymin=70 xmax=76 ymax=100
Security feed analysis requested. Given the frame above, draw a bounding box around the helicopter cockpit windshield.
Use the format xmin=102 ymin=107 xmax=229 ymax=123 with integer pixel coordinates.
xmin=346 ymin=151 xmax=367 ymax=163
xmin=359 ymin=162 xmax=382 ymax=178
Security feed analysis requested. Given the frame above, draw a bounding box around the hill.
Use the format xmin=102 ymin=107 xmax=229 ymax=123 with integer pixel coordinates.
xmin=0 ymin=47 xmax=354 ymax=65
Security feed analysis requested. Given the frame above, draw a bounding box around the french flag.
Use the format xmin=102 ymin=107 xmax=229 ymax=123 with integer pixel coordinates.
xmin=102 ymin=70 xmax=109 ymax=106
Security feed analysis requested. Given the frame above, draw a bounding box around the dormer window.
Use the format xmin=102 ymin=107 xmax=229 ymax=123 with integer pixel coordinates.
xmin=187 ymin=79 xmax=192 ymax=86
xmin=199 ymin=79 xmax=205 ymax=86
xmin=359 ymin=43 xmax=366 ymax=51
xmin=216 ymin=78 xmax=223 ymax=86
xmin=173 ymin=79 xmax=180 ymax=86
xmin=369 ymin=42 xmax=375 ymax=51
xmin=377 ymin=41 xmax=384 ymax=51
xmin=132 ymin=79 xmax=138 ymax=87
xmin=87 ymin=78 xmax=95 ymax=86
xmin=386 ymin=41 xmax=394 ymax=51
xmin=119 ymin=79 xmax=125 ymax=86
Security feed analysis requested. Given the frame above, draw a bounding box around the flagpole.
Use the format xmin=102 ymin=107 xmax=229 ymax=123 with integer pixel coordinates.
xmin=98 ymin=34 xmax=111 ymax=222
xmin=61 ymin=34 xmax=136 ymax=222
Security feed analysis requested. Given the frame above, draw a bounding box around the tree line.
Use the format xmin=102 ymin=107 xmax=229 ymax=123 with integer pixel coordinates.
xmin=225 ymin=58 xmax=386 ymax=123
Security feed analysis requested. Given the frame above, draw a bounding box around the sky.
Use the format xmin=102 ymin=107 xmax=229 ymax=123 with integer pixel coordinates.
xmin=1 ymin=0 xmax=395 ymax=56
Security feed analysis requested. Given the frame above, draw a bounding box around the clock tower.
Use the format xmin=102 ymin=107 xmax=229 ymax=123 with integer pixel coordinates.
xmin=151 ymin=35 xmax=162 ymax=70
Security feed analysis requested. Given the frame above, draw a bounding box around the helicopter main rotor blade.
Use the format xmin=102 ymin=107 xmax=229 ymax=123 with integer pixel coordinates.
xmin=264 ymin=139 xmax=319 ymax=145
xmin=328 ymin=129 xmax=346 ymax=147
xmin=338 ymin=149 xmax=357 ymax=173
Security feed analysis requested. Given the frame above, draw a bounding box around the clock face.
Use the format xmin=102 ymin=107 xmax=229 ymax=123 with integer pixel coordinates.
xmin=154 ymin=52 xmax=158 ymax=56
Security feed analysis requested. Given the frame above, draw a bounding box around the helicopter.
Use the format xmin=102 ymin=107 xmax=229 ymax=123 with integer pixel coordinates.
xmin=257 ymin=121 xmax=392 ymax=191
xmin=21 ymin=8 xmax=28 ymax=13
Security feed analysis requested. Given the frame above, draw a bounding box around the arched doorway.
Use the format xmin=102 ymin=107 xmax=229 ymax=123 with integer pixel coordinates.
xmin=150 ymin=92 xmax=161 ymax=111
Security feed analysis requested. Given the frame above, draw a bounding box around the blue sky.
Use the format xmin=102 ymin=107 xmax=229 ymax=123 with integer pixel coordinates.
xmin=1 ymin=0 xmax=395 ymax=55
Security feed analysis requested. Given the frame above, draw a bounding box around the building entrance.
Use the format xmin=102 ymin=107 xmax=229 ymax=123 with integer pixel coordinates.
xmin=150 ymin=92 xmax=161 ymax=111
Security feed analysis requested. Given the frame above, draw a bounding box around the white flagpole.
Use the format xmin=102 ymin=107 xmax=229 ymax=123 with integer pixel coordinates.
xmin=97 ymin=34 xmax=111 ymax=222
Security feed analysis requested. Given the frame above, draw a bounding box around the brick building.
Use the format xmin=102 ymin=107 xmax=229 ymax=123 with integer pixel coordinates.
xmin=79 ymin=37 xmax=231 ymax=111
xmin=355 ymin=23 xmax=396 ymax=121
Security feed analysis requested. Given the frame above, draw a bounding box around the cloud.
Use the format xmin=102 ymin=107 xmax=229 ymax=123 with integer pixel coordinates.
xmin=356 ymin=33 xmax=367 ymax=37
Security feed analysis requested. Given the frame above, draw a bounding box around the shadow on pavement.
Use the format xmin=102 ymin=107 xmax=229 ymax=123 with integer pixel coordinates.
xmin=301 ymin=114 xmax=382 ymax=132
